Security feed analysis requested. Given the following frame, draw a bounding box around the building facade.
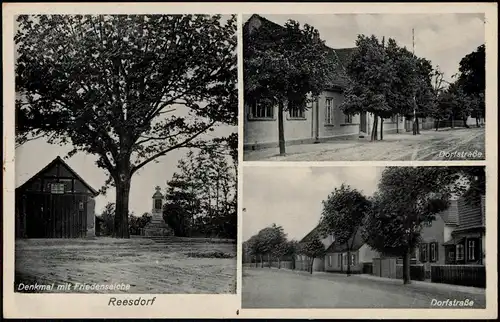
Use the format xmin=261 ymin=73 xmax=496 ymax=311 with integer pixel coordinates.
xmin=243 ymin=14 xmax=404 ymax=150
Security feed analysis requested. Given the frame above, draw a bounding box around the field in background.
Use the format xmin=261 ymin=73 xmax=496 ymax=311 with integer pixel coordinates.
xmin=15 ymin=237 xmax=236 ymax=294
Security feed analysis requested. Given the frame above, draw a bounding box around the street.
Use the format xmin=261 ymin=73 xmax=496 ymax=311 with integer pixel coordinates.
xmin=244 ymin=127 xmax=485 ymax=161
xmin=242 ymin=268 xmax=486 ymax=308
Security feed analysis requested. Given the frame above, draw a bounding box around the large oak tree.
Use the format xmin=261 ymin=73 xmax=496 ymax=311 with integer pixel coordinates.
xmin=15 ymin=14 xmax=237 ymax=238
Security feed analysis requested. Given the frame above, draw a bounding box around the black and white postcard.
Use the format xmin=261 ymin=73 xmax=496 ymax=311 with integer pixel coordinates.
xmin=243 ymin=13 xmax=487 ymax=161
xmin=2 ymin=2 xmax=497 ymax=321
xmin=242 ymin=166 xmax=487 ymax=309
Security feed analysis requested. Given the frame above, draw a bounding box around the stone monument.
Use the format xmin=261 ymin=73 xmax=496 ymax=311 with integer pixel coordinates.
xmin=142 ymin=186 xmax=174 ymax=237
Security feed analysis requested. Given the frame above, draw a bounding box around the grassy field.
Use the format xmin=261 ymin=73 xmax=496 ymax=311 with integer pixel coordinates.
xmin=15 ymin=237 xmax=236 ymax=294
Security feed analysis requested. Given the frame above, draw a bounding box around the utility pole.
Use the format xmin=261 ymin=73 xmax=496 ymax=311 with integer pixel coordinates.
xmin=412 ymin=28 xmax=418 ymax=135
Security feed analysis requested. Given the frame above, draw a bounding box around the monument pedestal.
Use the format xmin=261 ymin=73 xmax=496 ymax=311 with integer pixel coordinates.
xmin=142 ymin=186 xmax=174 ymax=237
xmin=142 ymin=214 xmax=174 ymax=236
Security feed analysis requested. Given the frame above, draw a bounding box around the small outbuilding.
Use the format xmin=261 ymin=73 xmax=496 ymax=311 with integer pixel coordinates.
xmin=15 ymin=156 xmax=98 ymax=238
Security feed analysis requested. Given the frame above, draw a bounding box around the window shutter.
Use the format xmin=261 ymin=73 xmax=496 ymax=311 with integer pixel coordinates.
xmin=435 ymin=242 xmax=439 ymax=262
xmin=475 ymin=239 xmax=480 ymax=262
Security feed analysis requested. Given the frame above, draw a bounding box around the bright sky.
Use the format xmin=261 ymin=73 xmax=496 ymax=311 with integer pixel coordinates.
xmin=242 ymin=166 xmax=385 ymax=242
xmin=247 ymin=13 xmax=485 ymax=83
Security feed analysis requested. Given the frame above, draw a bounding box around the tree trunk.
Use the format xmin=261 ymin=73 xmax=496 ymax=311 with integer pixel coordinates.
xmin=310 ymin=257 xmax=314 ymax=274
xmin=346 ymin=250 xmax=351 ymax=276
xmin=260 ymin=255 xmax=263 ymax=268
xmin=370 ymin=114 xmax=377 ymax=141
xmin=380 ymin=119 xmax=384 ymax=141
xmin=114 ymin=176 xmax=131 ymax=238
xmin=416 ymin=117 xmax=420 ymax=134
xmin=396 ymin=115 xmax=399 ymax=134
xmin=278 ymin=101 xmax=286 ymax=155
xmin=292 ymin=256 xmax=296 ymax=270
xmin=451 ymin=114 xmax=455 ymax=128
xmin=476 ymin=117 xmax=480 ymax=128
xmin=278 ymin=258 xmax=281 ymax=269
xmin=463 ymin=116 xmax=470 ymax=128
xmin=435 ymin=119 xmax=439 ymax=131
xmin=255 ymin=256 xmax=258 ymax=268
xmin=402 ymin=248 xmax=412 ymax=285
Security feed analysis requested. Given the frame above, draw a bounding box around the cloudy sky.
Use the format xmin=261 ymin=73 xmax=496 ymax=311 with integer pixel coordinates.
xmin=242 ymin=166 xmax=385 ymax=242
xmin=247 ymin=13 xmax=485 ymax=83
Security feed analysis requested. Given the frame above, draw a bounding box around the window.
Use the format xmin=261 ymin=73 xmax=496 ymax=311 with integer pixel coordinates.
xmin=50 ymin=183 xmax=65 ymax=194
xmin=328 ymin=255 xmax=332 ymax=267
xmin=342 ymin=253 xmax=347 ymax=266
xmin=421 ymin=243 xmax=428 ymax=262
xmin=430 ymin=243 xmax=437 ymax=262
xmin=59 ymin=178 xmax=73 ymax=193
xmin=456 ymin=244 xmax=464 ymax=260
xmin=411 ymin=248 xmax=418 ymax=259
xmin=325 ymin=98 xmax=334 ymax=125
xmin=468 ymin=240 xmax=476 ymax=260
xmin=289 ymin=108 xmax=305 ymax=119
xmin=448 ymin=251 xmax=455 ymax=261
xmin=351 ymin=254 xmax=356 ymax=266
xmin=344 ymin=113 xmax=353 ymax=124
xmin=250 ymin=101 xmax=273 ymax=119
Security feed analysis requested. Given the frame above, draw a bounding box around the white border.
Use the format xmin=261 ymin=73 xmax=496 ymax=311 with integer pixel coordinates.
xmin=3 ymin=2 xmax=498 ymax=319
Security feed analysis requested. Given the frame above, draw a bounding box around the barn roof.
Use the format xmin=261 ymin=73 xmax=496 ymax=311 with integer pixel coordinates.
xmin=16 ymin=156 xmax=99 ymax=196
xmin=243 ymin=14 xmax=355 ymax=91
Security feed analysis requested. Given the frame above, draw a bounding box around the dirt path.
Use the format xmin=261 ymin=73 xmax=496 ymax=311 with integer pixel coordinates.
xmin=15 ymin=238 xmax=236 ymax=294
xmin=244 ymin=128 xmax=485 ymax=161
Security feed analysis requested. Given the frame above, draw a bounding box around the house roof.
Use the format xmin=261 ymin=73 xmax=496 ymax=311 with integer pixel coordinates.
xmin=299 ymin=224 xmax=322 ymax=243
xmin=16 ymin=156 xmax=99 ymax=196
xmin=325 ymin=229 xmax=365 ymax=253
xmin=438 ymin=199 xmax=459 ymax=225
xmin=455 ymin=195 xmax=484 ymax=230
xmin=244 ymin=14 xmax=355 ymax=91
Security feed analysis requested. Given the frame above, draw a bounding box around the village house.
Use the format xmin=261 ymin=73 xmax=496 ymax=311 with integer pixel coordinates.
xmin=324 ymin=230 xmax=379 ymax=274
xmin=442 ymin=195 xmax=486 ymax=265
xmin=296 ymin=225 xmax=335 ymax=272
xmin=15 ymin=156 xmax=98 ymax=238
xmin=415 ymin=195 xmax=485 ymax=267
xmin=243 ymin=14 xmax=405 ymax=150
xmin=416 ymin=199 xmax=459 ymax=269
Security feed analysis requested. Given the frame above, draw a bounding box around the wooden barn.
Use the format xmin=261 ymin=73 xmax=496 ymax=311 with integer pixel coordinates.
xmin=15 ymin=156 xmax=98 ymax=238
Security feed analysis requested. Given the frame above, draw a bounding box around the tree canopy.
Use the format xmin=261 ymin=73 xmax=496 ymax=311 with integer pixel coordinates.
xmin=15 ymin=14 xmax=237 ymax=237
xmin=319 ymin=183 xmax=371 ymax=275
xmin=362 ymin=167 xmax=463 ymax=284
xmin=244 ymin=18 xmax=335 ymax=154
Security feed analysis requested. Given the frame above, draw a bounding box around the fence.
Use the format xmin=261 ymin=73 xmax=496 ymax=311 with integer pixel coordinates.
xmin=431 ymin=265 xmax=486 ymax=288
xmin=362 ymin=262 xmax=373 ymax=275
xmin=396 ymin=264 xmax=426 ymax=281
xmin=372 ymin=258 xmax=397 ymax=278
